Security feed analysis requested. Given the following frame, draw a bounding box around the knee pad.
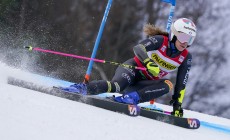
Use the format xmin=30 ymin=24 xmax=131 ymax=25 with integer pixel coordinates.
xmin=164 ymin=80 xmax=173 ymax=92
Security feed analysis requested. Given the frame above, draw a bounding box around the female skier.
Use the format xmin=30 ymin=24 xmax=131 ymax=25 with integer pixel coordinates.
xmin=63 ymin=18 xmax=197 ymax=117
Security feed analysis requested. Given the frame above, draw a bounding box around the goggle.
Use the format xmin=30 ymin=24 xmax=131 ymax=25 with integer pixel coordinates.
xmin=177 ymin=32 xmax=195 ymax=45
xmin=172 ymin=27 xmax=195 ymax=45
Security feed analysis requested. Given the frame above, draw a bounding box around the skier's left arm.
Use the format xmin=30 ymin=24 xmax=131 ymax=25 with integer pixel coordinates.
xmin=171 ymin=53 xmax=192 ymax=117
xmin=173 ymin=53 xmax=192 ymax=104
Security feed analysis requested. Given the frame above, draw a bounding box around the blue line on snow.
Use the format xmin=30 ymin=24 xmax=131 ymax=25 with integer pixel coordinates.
xmin=201 ymin=121 xmax=230 ymax=134
xmin=32 ymin=74 xmax=74 ymax=87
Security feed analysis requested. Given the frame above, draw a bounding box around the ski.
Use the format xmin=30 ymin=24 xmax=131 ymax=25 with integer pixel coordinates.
xmin=7 ymin=77 xmax=200 ymax=129
xmin=52 ymin=86 xmax=140 ymax=117
xmin=140 ymin=107 xmax=200 ymax=129
xmin=54 ymin=87 xmax=200 ymax=129
xmin=50 ymin=86 xmax=201 ymax=129
xmin=7 ymin=76 xmax=140 ymax=116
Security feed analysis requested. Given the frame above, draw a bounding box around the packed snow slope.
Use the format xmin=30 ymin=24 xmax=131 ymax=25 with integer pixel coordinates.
xmin=0 ymin=62 xmax=230 ymax=140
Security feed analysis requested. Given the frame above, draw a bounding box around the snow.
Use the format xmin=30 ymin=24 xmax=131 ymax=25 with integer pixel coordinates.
xmin=0 ymin=62 xmax=230 ymax=140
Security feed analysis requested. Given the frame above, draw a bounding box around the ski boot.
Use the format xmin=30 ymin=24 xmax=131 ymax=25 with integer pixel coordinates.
xmin=114 ymin=91 xmax=140 ymax=105
xmin=61 ymin=83 xmax=87 ymax=95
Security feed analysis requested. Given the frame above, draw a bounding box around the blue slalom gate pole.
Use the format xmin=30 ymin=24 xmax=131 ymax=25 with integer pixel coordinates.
xmin=84 ymin=0 xmax=113 ymax=83
xmin=161 ymin=0 xmax=176 ymax=32
xmin=149 ymin=0 xmax=177 ymax=106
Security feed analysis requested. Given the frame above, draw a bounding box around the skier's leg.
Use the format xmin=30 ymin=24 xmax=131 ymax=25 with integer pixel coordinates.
xmin=87 ymin=58 xmax=138 ymax=95
xmin=114 ymin=79 xmax=173 ymax=104
xmin=135 ymin=79 xmax=173 ymax=102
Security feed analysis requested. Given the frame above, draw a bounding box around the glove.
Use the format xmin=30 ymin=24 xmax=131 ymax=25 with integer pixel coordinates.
xmin=145 ymin=60 xmax=160 ymax=77
xmin=170 ymin=99 xmax=184 ymax=117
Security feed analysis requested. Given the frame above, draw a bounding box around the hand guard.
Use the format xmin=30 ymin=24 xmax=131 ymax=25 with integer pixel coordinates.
xmin=145 ymin=60 xmax=160 ymax=77
xmin=170 ymin=99 xmax=184 ymax=117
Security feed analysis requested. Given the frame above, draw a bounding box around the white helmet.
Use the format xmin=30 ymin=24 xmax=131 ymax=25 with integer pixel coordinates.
xmin=170 ymin=18 xmax=197 ymax=45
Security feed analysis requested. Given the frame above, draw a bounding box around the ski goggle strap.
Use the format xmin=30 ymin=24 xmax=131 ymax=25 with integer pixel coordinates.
xmin=172 ymin=26 xmax=195 ymax=45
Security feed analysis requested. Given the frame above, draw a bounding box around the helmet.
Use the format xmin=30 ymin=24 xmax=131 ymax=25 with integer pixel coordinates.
xmin=170 ymin=18 xmax=197 ymax=46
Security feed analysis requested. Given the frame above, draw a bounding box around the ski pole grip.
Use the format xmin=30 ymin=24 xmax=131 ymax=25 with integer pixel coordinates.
xmin=24 ymin=45 xmax=33 ymax=51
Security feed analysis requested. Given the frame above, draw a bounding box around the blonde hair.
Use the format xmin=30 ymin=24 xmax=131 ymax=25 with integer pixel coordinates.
xmin=143 ymin=23 xmax=168 ymax=37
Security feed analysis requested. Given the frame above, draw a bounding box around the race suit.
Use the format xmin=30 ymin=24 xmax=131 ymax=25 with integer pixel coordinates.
xmin=88 ymin=35 xmax=192 ymax=104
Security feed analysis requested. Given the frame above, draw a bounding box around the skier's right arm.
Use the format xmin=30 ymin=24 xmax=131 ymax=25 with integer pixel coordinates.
xmin=133 ymin=36 xmax=164 ymax=76
xmin=133 ymin=36 xmax=163 ymax=64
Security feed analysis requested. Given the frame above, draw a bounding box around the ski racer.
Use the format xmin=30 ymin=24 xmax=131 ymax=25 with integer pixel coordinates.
xmin=62 ymin=18 xmax=197 ymax=117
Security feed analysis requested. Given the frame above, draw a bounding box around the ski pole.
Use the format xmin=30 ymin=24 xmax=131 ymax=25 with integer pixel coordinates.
xmin=161 ymin=0 xmax=176 ymax=32
xmin=84 ymin=0 xmax=113 ymax=83
xmin=24 ymin=46 xmax=146 ymax=71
